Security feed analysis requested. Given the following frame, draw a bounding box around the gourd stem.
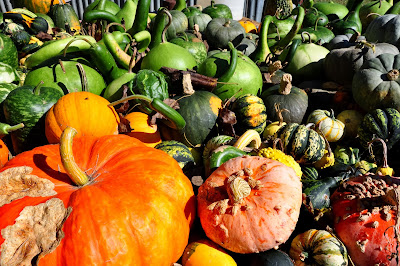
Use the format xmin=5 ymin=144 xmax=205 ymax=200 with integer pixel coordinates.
xmin=278 ymin=73 xmax=292 ymax=95
xmin=76 ymin=63 xmax=88 ymax=92
xmin=217 ymin=42 xmax=238 ymax=88
xmin=108 ymin=94 xmax=152 ymax=106
xmin=387 ymin=69 xmax=400 ymax=81
xmin=63 ymin=37 xmax=94 ymax=57
xmin=106 ymin=22 xmax=126 ymax=33
xmin=368 ymin=138 xmax=389 ymax=168
xmin=273 ymin=138 xmax=284 ymax=151
xmin=34 ymin=81 xmax=44 ymax=96
xmin=274 ymin=103 xmax=289 ymax=126
xmin=227 ymin=177 xmax=251 ymax=204
xmin=0 ymin=123 xmax=24 ymax=135
xmin=60 ymin=127 xmax=89 ymax=186
xmin=162 ymin=8 xmax=173 ymax=44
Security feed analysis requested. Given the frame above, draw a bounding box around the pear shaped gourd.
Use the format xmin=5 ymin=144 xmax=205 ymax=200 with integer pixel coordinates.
xmin=141 ymin=8 xmax=196 ymax=71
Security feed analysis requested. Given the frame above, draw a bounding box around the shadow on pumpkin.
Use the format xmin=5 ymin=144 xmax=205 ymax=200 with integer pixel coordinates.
xmin=33 ymin=153 xmax=73 ymax=185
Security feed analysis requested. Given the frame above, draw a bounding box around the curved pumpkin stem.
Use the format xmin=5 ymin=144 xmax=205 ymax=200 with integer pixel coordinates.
xmin=60 ymin=127 xmax=89 ymax=186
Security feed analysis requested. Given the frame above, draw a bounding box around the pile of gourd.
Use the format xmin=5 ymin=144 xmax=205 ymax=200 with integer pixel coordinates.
xmin=1 ymin=0 xmax=400 ymax=265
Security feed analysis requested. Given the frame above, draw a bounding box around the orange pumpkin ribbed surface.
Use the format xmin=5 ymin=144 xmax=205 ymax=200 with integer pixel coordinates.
xmin=125 ymin=111 xmax=162 ymax=147
xmin=0 ymin=139 xmax=9 ymax=168
xmin=197 ymin=155 xmax=302 ymax=254
xmin=0 ymin=130 xmax=196 ymax=265
xmin=45 ymin=91 xmax=120 ymax=144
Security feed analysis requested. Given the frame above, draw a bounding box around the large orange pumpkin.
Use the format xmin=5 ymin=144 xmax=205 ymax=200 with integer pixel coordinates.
xmin=0 ymin=139 xmax=9 ymax=168
xmin=125 ymin=111 xmax=162 ymax=147
xmin=0 ymin=127 xmax=196 ymax=265
xmin=197 ymin=155 xmax=302 ymax=254
xmin=14 ymin=0 xmax=65 ymax=14
xmin=45 ymin=91 xmax=120 ymax=144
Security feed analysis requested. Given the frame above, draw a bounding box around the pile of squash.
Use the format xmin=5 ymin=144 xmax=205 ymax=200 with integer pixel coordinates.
xmin=2 ymin=0 xmax=400 ymax=265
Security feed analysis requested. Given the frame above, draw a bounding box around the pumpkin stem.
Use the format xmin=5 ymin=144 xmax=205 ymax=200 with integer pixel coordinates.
xmin=278 ymin=73 xmax=292 ymax=95
xmin=60 ymin=127 xmax=89 ymax=186
xmin=33 ymin=81 xmax=44 ymax=95
xmin=223 ymin=20 xmax=231 ymax=27
xmin=108 ymin=94 xmax=152 ymax=107
xmin=387 ymin=69 xmax=400 ymax=81
xmin=268 ymin=60 xmax=283 ymax=75
xmin=227 ymin=176 xmax=251 ymax=204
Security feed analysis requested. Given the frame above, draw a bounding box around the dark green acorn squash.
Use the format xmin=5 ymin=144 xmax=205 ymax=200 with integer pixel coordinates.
xmin=274 ymin=123 xmax=326 ymax=164
xmin=204 ymin=17 xmax=246 ymax=49
xmin=357 ymin=108 xmax=400 ymax=150
xmin=261 ymin=77 xmax=309 ymax=124
xmin=229 ymin=94 xmax=267 ymax=135
xmin=352 ymin=53 xmax=400 ymax=111
xmin=202 ymin=0 xmax=233 ymax=19
xmin=175 ymin=90 xmax=222 ymax=146
xmin=303 ymin=176 xmax=339 ymax=210
xmin=249 ymin=249 xmax=294 ymax=266
xmin=155 ymin=140 xmax=195 ymax=169
xmin=28 ymin=17 xmax=49 ymax=34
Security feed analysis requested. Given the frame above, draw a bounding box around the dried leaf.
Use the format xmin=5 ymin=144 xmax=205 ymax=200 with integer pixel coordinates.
xmin=217 ymin=108 xmax=237 ymax=136
xmin=0 ymin=167 xmax=57 ymax=207
xmin=1 ymin=198 xmax=72 ymax=266
xmin=35 ymin=32 xmax=52 ymax=41
xmin=118 ymin=113 xmax=132 ymax=133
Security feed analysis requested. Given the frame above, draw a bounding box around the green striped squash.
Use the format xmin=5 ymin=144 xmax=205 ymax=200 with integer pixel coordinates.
xmin=289 ymin=229 xmax=348 ymax=265
xmin=307 ymin=109 xmax=345 ymax=142
xmin=175 ymin=91 xmax=222 ymax=146
xmin=155 ymin=140 xmax=195 ymax=169
xmin=230 ymin=94 xmax=267 ymax=135
xmin=301 ymin=166 xmax=319 ymax=184
xmin=357 ymin=108 xmax=400 ymax=149
xmin=274 ymin=123 xmax=326 ymax=164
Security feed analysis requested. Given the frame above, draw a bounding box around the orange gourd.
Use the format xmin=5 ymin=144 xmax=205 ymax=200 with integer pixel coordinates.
xmin=0 ymin=127 xmax=196 ymax=265
xmin=182 ymin=239 xmax=237 ymax=266
xmin=239 ymin=20 xmax=257 ymax=33
xmin=0 ymin=139 xmax=9 ymax=168
xmin=45 ymin=91 xmax=120 ymax=144
xmin=197 ymin=155 xmax=302 ymax=254
xmin=125 ymin=111 xmax=162 ymax=147
xmin=14 ymin=0 xmax=65 ymax=14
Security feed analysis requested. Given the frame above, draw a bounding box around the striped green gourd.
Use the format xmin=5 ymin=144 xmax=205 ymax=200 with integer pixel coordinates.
xmin=357 ymin=108 xmax=400 ymax=149
xmin=155 ymin=140 xmax=195 ymax=169
xmin=230 ymin=94 xmax=267 ymax=135
xmin=289 ymin=229 xmax=348 ymax=265
xmin=274 ymin=123 xmax=326 ymax=164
